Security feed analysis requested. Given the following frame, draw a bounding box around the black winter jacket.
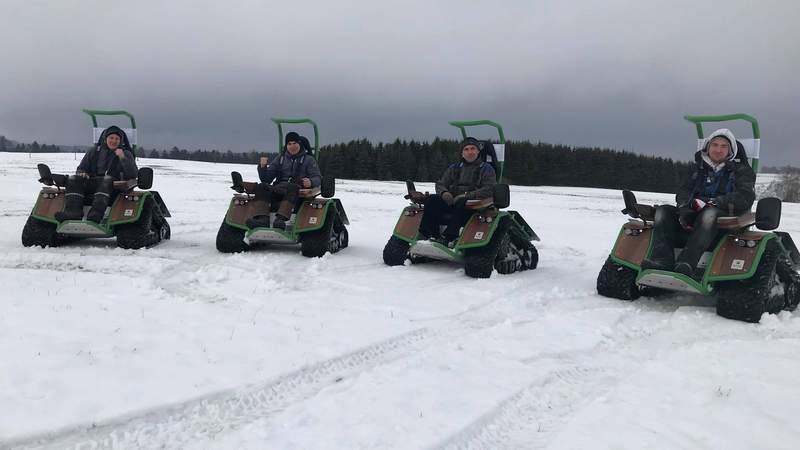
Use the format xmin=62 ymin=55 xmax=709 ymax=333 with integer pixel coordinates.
xmin=676 ymin=151 xmax=756 ymax=215
xmin=435 ymin=159 xmax=496 ymax=200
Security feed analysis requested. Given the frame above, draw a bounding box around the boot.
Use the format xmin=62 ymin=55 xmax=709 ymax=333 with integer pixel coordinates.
xmin=272 ymin=214 xmax=288 ymax=230
xmin=273 ymin=200 xmax=293 ymax=230
xmin=86 ymin=193 xmax=110 ymax=223
xmin=246 ymin=214 xmax=270 ymax=228
xmin=54 ymin=193 xmax=84 ymax=222
xmin=640 ymin=241 xmax=674 ymax=271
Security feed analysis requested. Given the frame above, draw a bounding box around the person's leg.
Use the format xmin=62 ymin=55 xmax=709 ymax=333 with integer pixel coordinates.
xmin=86 ymin=176 xmax=114 ymax=223
xmin=442 ymin=205 xmax=472 ymax=242
xmin=674 ymin=207 xmax=722 ymax=277
xmin=273 ymin=182 xmax=299 ymax=229
xmin=641 ymin=205 xmax=680 ymax=270
xmin=55 ymin=175 xmax=89 ymax=222
xmin=245 ymin=183 xmax=273 ymax=228
xmin=418 ymin=195 xmax=447 ymax=239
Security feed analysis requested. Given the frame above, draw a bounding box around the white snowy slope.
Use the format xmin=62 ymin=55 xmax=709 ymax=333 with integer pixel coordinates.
xmin=0 ymin=152 xmax=798 ymax=450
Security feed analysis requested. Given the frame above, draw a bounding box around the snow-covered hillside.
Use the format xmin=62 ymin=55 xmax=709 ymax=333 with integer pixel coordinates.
xmin=1 ymin=153 xmax=799 ymax=450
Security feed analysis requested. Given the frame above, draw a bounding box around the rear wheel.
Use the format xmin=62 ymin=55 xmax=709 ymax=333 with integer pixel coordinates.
xmin=216 ymin=222 xmax=249 ymax=253
xmin=301 ymin=209 xmax=346 ymax=257
xmin=383 ymin=236 xmax=410 ymax=266
xmin=596 ymin=256 xmax=641 ymax=301
xmin=21 ymin=216 xmax=60 ymax=248
xmin=777 ymin=254 xmax=800 ymax=311
xmin=716 ymin=239 xmax=785 ymax=322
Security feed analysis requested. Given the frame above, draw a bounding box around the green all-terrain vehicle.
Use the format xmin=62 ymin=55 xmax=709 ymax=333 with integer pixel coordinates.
xmin=21 ymin=109 xmax=171 ymax=249
xmin=216 ymin=117 xmax=349 ymax=257
xmin=597 ymin=113 xmax=800 ymax=322
xmin=382 ymin=120 xmax=539 ymax=278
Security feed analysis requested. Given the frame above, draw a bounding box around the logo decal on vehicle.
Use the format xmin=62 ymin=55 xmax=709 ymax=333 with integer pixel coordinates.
xmin=309 ymin=217 xmax=318 ymax=224
xmin=731 ymin=259 xmax=745 ymax=270
xmin=124 ymin=209 xmax=134 ymax=217
xmin=474 ymin=231 xmax=484 ymax=240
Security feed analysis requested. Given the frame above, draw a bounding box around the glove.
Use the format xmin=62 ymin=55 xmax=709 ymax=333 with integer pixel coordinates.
xmin=404 ymin=191 xmax=426 ymax=203
xmin=691 ymin=198 xmax=707 ymax=211
xmin=441 ymin=192 xmax=454 ymax=206
xmin=453 ymin=194 xmax=467 ymax=208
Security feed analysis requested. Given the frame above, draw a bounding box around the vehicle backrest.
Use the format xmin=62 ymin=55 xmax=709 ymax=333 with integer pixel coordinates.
xmin=481 ymin=140 xmax=503 ymax=182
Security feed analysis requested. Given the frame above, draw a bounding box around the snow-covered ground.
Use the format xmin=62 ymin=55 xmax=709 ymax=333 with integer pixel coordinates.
xmin=1 ymin=152 xmax=799 ymax=450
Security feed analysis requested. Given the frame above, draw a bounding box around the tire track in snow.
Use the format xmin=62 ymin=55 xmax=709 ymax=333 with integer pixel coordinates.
xmin=435 ymin=307 xmax=800 ymax=450
xmin=6 ymin=279 xmax=540 ymax=450
xmin=6 ymin=328 xmax=436 ymax=450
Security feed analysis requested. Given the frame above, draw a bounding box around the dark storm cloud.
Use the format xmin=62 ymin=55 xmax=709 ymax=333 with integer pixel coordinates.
xmin=1 ymin=0 xmax=798 ymax=165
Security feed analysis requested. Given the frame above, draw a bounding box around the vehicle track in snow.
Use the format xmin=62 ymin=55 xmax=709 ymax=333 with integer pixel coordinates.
xmin=5 ymin=275 xmax=550 ymax=450
xmin=434 ymin=307 xmax=800 ymax=450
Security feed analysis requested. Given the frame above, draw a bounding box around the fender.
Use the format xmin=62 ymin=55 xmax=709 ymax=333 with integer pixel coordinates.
xmin=391 ymin=205 xmax=424 ymax=243
xmin=705 ymin=232 xmax=776 ymax=282
xmin=30 ymin=187 xmax=65 ymax=224
xmin=294 ymin=199 xmax=332 ymax=234
xmin=609 ymin=222 xmax=653 ymax=271
xmin=107 ymin=191 xmax=154 ymax=227
xmin=456 ymin=210 xmax=508 ymax=250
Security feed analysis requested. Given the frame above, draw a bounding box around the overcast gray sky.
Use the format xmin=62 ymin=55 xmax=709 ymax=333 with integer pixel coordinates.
xmin=2 ymin=0 xmax=798 ymax=165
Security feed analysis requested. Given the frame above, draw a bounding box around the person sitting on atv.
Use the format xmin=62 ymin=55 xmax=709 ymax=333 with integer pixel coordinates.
xmin=54 ymin=126 xmax=138 ymax=223
xmin=418 ymin=137 xmax=496 ymax=246
xmin=641 ymin=128 xmax=756 ymax=278
xmin=246 ymin=131 xmax=322 ymax=230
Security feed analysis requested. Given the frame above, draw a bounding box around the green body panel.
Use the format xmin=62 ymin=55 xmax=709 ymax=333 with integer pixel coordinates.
xmin=608 ymin=224 xmax=778 ymax=295
xmin=223 ymin=198 xmax=332 ymax=239
xmin=455 ymin=210 xmax=509 ymax=250
xmin=30 ymin=192 xmax=60 ymax=225
xmin=294 ymin=200 xmax=332 ymax=234
xmin=271 ymin=117 xmax=319 ymax=160
xmin=107 ymin=191 xmax=152 ymax=226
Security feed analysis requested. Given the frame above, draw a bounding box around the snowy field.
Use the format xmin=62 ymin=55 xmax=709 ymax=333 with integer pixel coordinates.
xmin=1 ymin=152 xmax=799 ymax=450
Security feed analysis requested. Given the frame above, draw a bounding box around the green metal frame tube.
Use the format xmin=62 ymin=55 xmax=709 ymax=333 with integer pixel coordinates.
xmin=270 ymin=117 xmax=319 ymax=159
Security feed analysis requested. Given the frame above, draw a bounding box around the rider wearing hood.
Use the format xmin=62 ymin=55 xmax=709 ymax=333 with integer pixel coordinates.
xmin=55 ymin=126 xmax=138 ymax=223
xmin=418 ymin=137 xmax=497 ymax=245
xmin=246 ymin=131 xmax=322 ymax=230
xmin=642 ymin=128 xmax=756 ymax=278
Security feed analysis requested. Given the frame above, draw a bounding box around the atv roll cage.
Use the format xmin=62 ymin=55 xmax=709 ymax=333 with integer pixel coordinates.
xmin=83 ymin=109 xmax=138 ymax=150
xmin=684 ymin=113 xmax=760 ymax=173
xmin=449 ymin=120 xmax=507 ymax=183
xmin=271 ymin=117 xmax=320 ymax=159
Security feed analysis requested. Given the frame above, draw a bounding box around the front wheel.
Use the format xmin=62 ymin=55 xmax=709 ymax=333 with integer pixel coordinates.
xmin=596 ymin=256 xmax=641 ymax=301
xmin=383 ymin=236 xmax=410 ymax=266
xmin=21 ymin=216 xmax=60 ymax=248
xmin=117 ymin=197 xmax=160 ymax=249
xmin=301 ymin=209 xmax=346 ymax=257
xmin=464 ymin=218 xmax=511 ymax=278
xmin=716 ymin=239 xmax=785 ymax=322
xmin=216 ymin=222 xmax=249 ymax=253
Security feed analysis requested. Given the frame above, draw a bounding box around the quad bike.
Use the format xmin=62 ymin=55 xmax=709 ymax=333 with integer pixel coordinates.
xmin=382 ymin=120 xmax=539 ymax=278
xmin=597 ymin=113 xmax=800 ymax=322
xmin=21 ymin=109 xmax=171 ymax=249
xmin=216 ymin=117 xmax=349 ymax=257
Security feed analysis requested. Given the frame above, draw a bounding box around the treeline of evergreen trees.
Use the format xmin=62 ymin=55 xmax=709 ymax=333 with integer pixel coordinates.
xmin=2 ymin=134 xmax=692 ymax=192
xmin=0 ymin=136 xmax=63 ymax=153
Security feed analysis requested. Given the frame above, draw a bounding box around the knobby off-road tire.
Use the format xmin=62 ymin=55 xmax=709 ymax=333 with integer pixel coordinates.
xmin=151 ymin=202 xmax=171 ymax=242
xmin=716 ymin=239 xmax=785 ymax=323
xmin=596 ymin=256 xmax=641 ymax=301
xmin=117 ymin=197 xmax=161 ymax=249
xmin=216 ymin=222 xmax=249 ymax=253
xmin=464 ymin=218 xmax=512 ymax=279
xmin=301 ymin=209 xmax=347 ymax=258
xmin=21 ymin=216 xmax=60 ymax=248
xmin=777 ymin=254 xmax=800 ymax=311
xmin=383 ymin=236 xmax=410 ymax=266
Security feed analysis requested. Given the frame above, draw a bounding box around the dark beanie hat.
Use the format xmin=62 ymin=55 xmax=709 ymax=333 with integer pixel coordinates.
xmin=461 ymin=137 xmax=481 ymax=150
xmin=285 ymin=132 xmax=301 ymax=145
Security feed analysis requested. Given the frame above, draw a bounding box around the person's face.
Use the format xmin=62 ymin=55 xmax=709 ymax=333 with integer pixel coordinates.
xmin=462 ymin=144 xmax=480 ymax=163
xmin=707 ymin=137 xmax=731 ymax=163
xmin=286 ymin=141 xmax=301 ymax=155
xmin=106 ymin=133 xmax=121 ymax=150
